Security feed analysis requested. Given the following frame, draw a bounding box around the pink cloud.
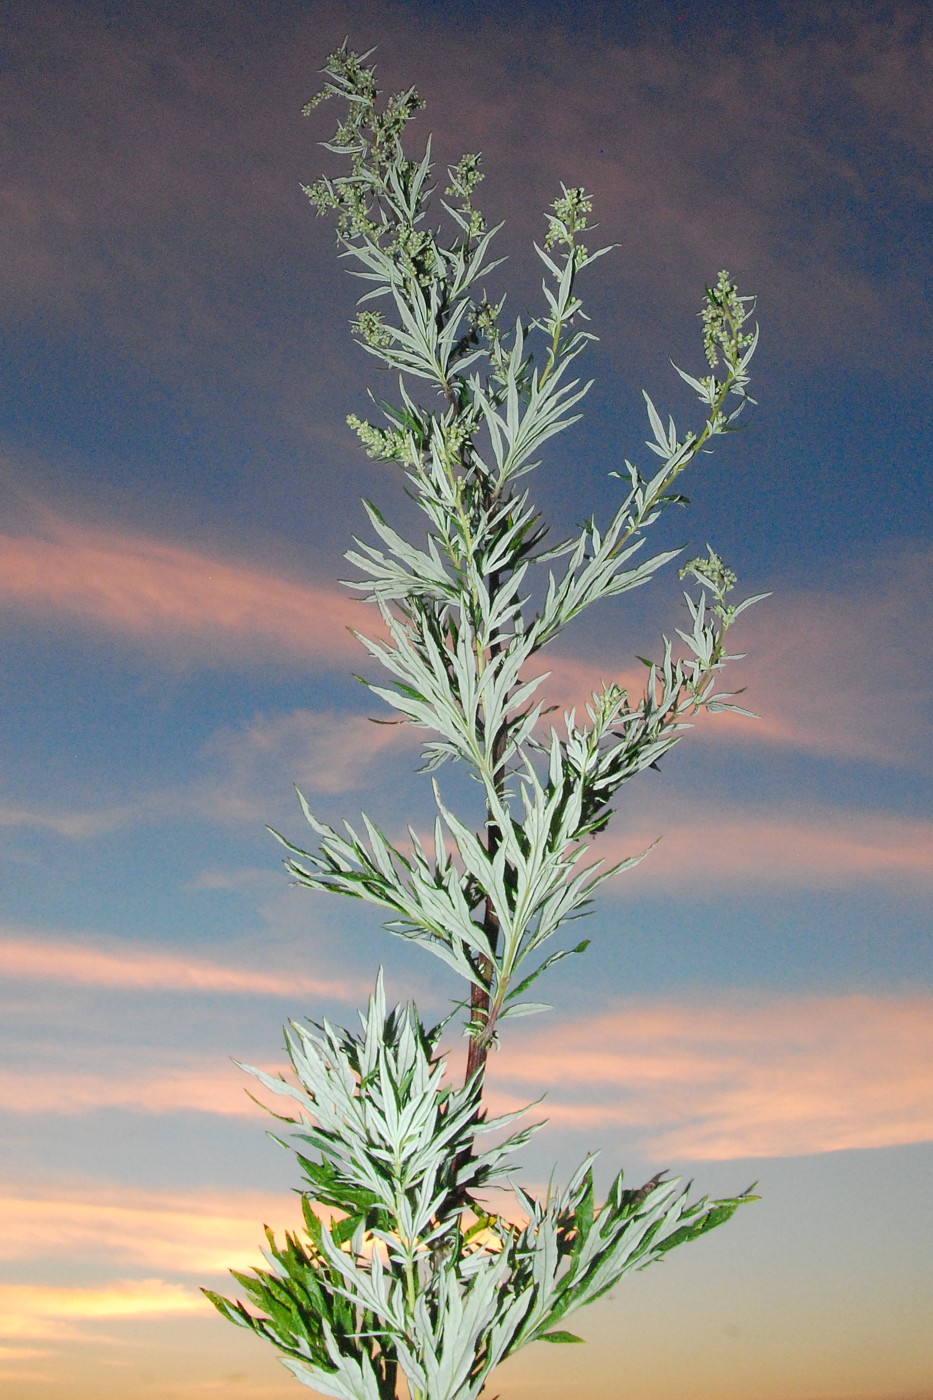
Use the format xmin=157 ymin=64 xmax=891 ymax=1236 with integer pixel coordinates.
xmin=396 ymin=5 xmax=930 ymax=375
xmin=5 ymin=494 xmax=927 ymax=779
xmin=2 ymin=1 xmax=926 ymax=377
xmin=488 ymin=992 xmax=933 ymax=1160
xmin=0 ymin=513 xmax=368 ymax=665
xmin=197 ymin=736 xmax=932 ymax=888
xmin=203 ymin=709 xmax=933 ymax=890
xmin=2 ymin=520 xmax=927 ymax=842
xmin=713 ymin=548 xmax=933 ymax=767
xmin=0 ymin=932 xmax=358 ymax=1000
xmin=203 ymin=705 xmax=413 ymax=802
xmin=1 ymin=4 xmax=302 ymax=319
xmin=537 ymin=544 xmax=933 ymax=770
xmin=183 ymin=865 xmax=277 ymax=892
xmin=592 ymin=800 xmax=933 ymax=892
xmin=4 ymin=989 xmax=930 ymax=1162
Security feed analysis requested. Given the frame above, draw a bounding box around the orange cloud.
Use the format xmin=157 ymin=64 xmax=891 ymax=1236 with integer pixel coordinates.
xmin=0 ymin=1181 xmax=305 ymax=1276
xmin=0 ymin=1347 xmax=46 ymax=1360
xmin=0 ymin=513 xmax=368 ymax=665
xmin=0 ymin=1279 xmax=201 ymax=1342
xmin=488 ymin=992 xmax=933 ymax=1160
xmin=0 ymin=931 xmax=358 ymax=1000
xmin=0 ymin=1060 xmax=265 ymax=1120
xmin=0 ymin=1177 xmax=523 ymax=1287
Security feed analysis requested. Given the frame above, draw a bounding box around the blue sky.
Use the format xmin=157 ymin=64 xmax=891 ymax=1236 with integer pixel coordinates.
xmin=1 ymin=1 xmax=931 ymax=1397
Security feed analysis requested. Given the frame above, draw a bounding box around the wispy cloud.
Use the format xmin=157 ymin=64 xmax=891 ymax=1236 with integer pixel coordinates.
xmin=489 ymin=992 xmax=933 ymax=1160
xmin=0 ymin=1346 xmax=46 ymax=1361
xmin=594 ymin=799 xmax=933 ymax=892
xmin=4 ymin=498 xmax=928 ymax=778
xmin=2 ymin=1 xmax=927 ymax=375
xmin=0 ymin=1181 xmax=305 ymax=1275
xmin=184 ymin=722 xmax=933 ymax=886
xmin=538 ymin=543 xmax=933 ymax=770
xmin=202 ymin=705 xmax=412 ymax=806
xmin=0 ymin=703 xmax=409 ymax=839
xmin=0 ymin=931 xmax=358 ymax=1000
xmin=183 ymin=865 xmax=278 ymax=893
xmin=0 ymin=1279 xmax=201 ymax=1343
xmin=7 ymin=746 xmax=926 ymax=888
xmin=0 ymin=1061 xmax=260 ymax=1120
xmin=5 ymin=987 xmax=930 ymax=1162
xmin=0 ymin=513 xmax=366 ymax=665
xmin=714 ymin=547 xmax=933 ymax=769
xmin=0 ymin=798 xmax=135 ymax=837
xmin=498 ymin=4 xmax=931 ymax=370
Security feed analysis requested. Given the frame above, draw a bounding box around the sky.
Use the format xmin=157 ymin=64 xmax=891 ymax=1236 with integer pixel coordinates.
xmin=1 ymin=0 xmax=931 ymax=1397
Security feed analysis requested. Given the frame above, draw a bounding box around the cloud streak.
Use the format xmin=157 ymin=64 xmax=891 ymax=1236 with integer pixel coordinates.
xmin=5 ymin=1 xmax=928 ymax=375
xmin=0 ymin=1280 xmax=201 ymax=1343
xmin=0 ymin=798 xmax=135 ymax=837
xmin=0 ymin=1181 xmax=305 ymax=1275
xmin=0 ymin=513 xmax=366 ymax=665
xmin=0 ymin=1061 xmax=259 ymax=1121
xmin=0 ymin=931 xmax=358 ymax=1000
xmin=538 ymin=543 xmax=933 ymax=771
xmin=713 ymin=547 xmax=933 ymax=769
xmin=489 ymin=992 xmax=933 ymax=1160
xmin=594 ymin=800 xmax=933 ymax=892
xmin=4 ymin=490 xmax=928 ymax=778
xmin=4 ymin=988 xmax=930 ymax=1161
xmin=202 ymin=705 xmax=413 ymax=805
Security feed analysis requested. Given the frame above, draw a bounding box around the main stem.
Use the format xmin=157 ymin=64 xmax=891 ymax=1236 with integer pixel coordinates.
xmin=464 ymin=567 xmax=507 ymax=1087
xmin=437 ymin=374 xmax=509 ymax=1093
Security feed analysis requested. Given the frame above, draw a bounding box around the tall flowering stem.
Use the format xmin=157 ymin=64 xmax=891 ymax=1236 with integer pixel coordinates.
xmin=206 ymin=43 xmax=764 ymax=1400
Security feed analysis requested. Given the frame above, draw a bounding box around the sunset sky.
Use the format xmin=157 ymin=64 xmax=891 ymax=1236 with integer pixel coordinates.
xmin=2 ymin=1 xmax=931 ymax=1397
